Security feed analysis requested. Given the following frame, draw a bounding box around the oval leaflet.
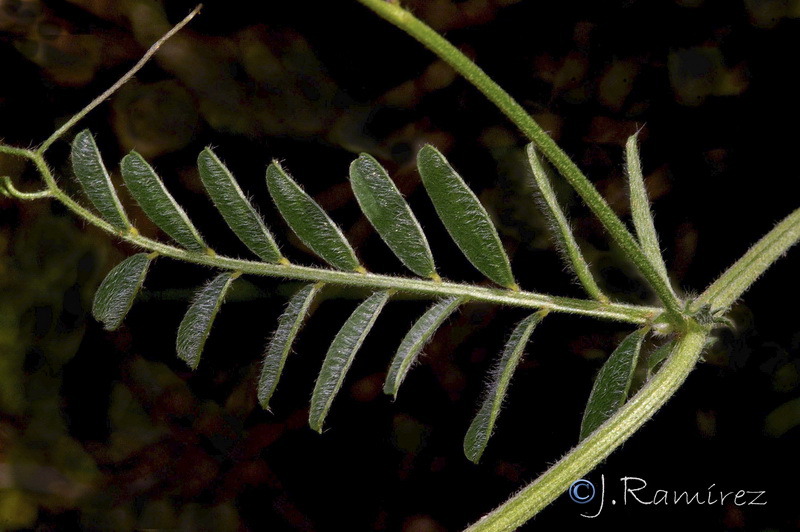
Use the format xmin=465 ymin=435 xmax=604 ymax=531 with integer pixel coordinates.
xmin=384 ymin=296 xmax=462 ymax=397
xmin=350 ymin=153 xmax=437 ymax=278
xmin=92 ymin=253 xmax=152 ymax=331
xmin=198 ymin=148 xmax=284 ymax=263
xmin=579 ymin=327 xmax=648 ymax=441
xmin=464 ymin=310 xmax=547 ymax=463
xmin=258 ymin=282 xmax=322 ymax=409
xmin=417 ymin=145 xmax=516 ymax=289
xmin=309 ymin=291 xmax=391 ymax=433
xmin=71 ymin=129 xmax=132 ymax=232
xmin=176 ymin=272 xmax=238 ymax=370
xmin=121 ymin=151 xmax=208 ymax=253
xmin=267 ymin=162 xmax=362 ymax=272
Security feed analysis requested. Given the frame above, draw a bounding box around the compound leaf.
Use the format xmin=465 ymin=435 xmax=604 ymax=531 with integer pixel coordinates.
xmin=309 ymin=290 xmax=391 ymax=433
xmin=258 ymin=282 xmax=322 ymax=410
xmin=92 ymin=252 xmax=152 ymax=331
xmin=176 ymin=272 xmax=238 ymax=370
xmin=579 ymin=327 xmax=648 ymax=441
xmin=121 ymin=151 xmax=208 ymax=253
xmin=350 ymin=153 xmax=437 ymax=278
xmin=71 ymin=129 xmax=132 ymax=232
xmin=267 ymin=162 xmax=362 ymax=272
xmin=417 ymin=145 xmax=516 ymax=289
xmin=464 ymin=311 xmax=547 ymax=463
xmin=198 ymin=148 xmax=284 ymax=263
xmin=384 ymin=296 xmax=462 ymax=398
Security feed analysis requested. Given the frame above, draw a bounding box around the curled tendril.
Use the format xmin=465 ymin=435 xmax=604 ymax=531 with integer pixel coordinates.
xmin=0 ymin=176 xmax=52 ymax=200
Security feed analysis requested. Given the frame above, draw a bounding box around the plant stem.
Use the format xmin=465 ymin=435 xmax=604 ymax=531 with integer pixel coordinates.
xmin=0 ymin=176 xmax=52 ymax=200
xmin=691 ymin=206 xmax=800 ymax=314
xmin=35 ymin=5 xmax=203 ymax=155
xmin=355 ymin=0 xmax=683 ymax=319
xmin=465 ymin=321 xmax=708 ymax=532
xmin=0 ymin=145 xmax=660 ymax=325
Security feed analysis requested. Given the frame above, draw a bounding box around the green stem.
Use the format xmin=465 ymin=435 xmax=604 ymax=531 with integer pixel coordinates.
xmin=0 ymin=145 xmax=659 ymax=325
xmin=355 ymin=0 xmax=683 ymax=318
xmin=0 ymin=176 xmax=52 ymax=200
xmin=465 ymin=321 xmax=708 ymax=532
xmin=691 ymin=206 xmax=800 ymax=314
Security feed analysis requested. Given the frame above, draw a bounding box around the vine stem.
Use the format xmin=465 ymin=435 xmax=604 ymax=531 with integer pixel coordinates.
xmin=691 ymin=206 xmax=800 ymax=314
xmin=0 ymin=176 xmax=52 ymax=200
xmin=0 ymin=146 xmax=660 ymax=325
xmin=355 ymin=0 xmax=683 ymax=318
xmin=35 ymin=5 xmax=203 ymax=155
xmin=466 ymin=322 xmax=709 ymax=532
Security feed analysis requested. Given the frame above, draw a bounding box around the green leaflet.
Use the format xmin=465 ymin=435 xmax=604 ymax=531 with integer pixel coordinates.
xmin=198 ymin=148 xmax=284 ymax=263
xmin=92 ymin=253 xmax=152 ymax=331
xmin=526 ymin=144 xmax=607 ymax=302
xmin=646 ymin=340 xmax=675 ymax=377
xmin=121 ymin=151 xmax=208 ymax=253
xmin=625 ymin=134 xmax=672 ymax=288
xmin=71 ymin=129 xmax=132 ymax=232
xmin=579 ymin=327 xmax=648 ymax=441
xmin=258 ymin=282 xmax=322 ymax=410
xmin=350 ymin=154 xmax=437 ymax=279
xmin=384 ymin=296 xmax=462 ymax=398
xmin=464 ymin=311 xmax=547 ymax=463
xmin=176 ymin=272 xmax=238 ymax=370
xmin=416 ymin=145 xmax=517 ymax=289
xmin=266 ymin=162 xmax=362 ymax=272
xmin=309 ymin=290 xmax=391 ymax=433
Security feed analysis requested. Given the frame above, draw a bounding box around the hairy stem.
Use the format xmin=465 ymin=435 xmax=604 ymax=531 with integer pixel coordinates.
xmin=36 ymin=5 xmax=203 ymax=155
xmin=691 ymin=206 xmax=800 ymax=314
xmin=355 ymin=0 xmax=683 ymax=318
xmin=466 ymin=321 xmax=708 ymax=532
xmin=0 ymin=176 xmax=52 ymax=200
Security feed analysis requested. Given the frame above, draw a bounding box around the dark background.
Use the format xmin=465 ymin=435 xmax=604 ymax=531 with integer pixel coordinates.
xmin=1 ymin=0 xmax=798 ymax=530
